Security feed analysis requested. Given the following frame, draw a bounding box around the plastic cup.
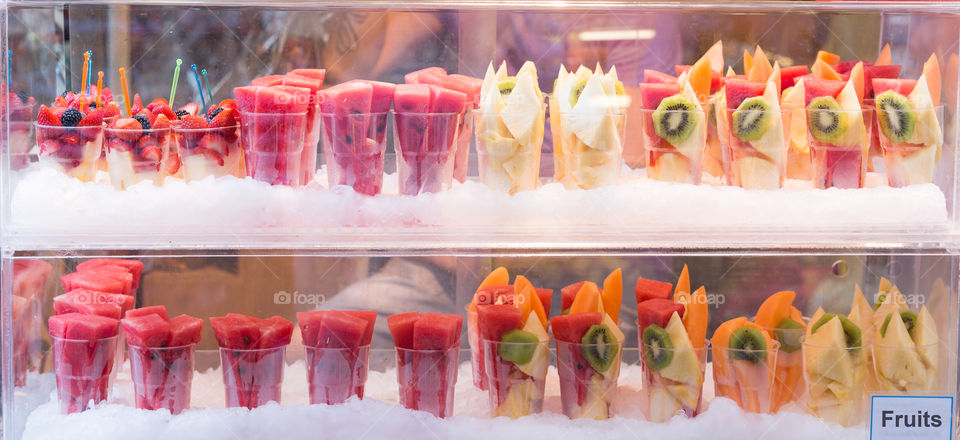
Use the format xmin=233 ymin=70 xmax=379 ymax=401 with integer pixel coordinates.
xmin=474 ymin=106 xmax=545 ymax=193
xmin=640 ymin=108 xmax=707 ymax=184
xmin=395 ymin=344 xmax=460 ymax=418
xmin=320 ymin=111 xmax=388 ymax=196
xmin=305 ymin=345 xmax=371 ymax=405
xmin=482 ymin=338 xmax=549 ymax=417
xmin=173 ymin=124 xmax=244 ymax=182
xmin=239 ymin=111 xmax=307 ymax=186
xmin=453 ymin=106 xmax=474 ymax=183
xmin=756 ymin=324 xmax=806 ymax=412
xmin=806 ymin=107 xmax=873 ymax=189
xmin=703 ymin=101 xmax=726 ymax=180
xmin=103 ymin=125 xmax=172 ymax=189
xmin=713 ymin=340 xmax=780 ymax=413
xmin=7 ymin=99 xmax=35 ymax=170
xmin=36 ymin=123 xmax=103 ymax=182
xmin=465 ymin=307 xmax=487 ymax=390
xmin=128 ymin=344 xmax=195 ymax=414
xmin=219 ymin=346 xmax=286 ymax=409
xmin=51 ymin=335 xmax=119 ymax=414
xmin=802 ymin=341 xmax=866 ymax=427
xmin=550 ymin=104 xmax=627 ymax=189
xmin=723 ymin=108 xmax=792 ymax=189
xmin=871 ymin=342 xmax=939 ymax=394
xmin=301 ymin=102 xmax=321 ymax=186
xmin=555 ymin=339 xmax=621 ymax=419
xmin=877 ymin=105 xmax=944 ymax=187
xmin=640 ymin=337 xmax=707 ymax=422
xmin=392 ymin=111 xmax=460 ymax=196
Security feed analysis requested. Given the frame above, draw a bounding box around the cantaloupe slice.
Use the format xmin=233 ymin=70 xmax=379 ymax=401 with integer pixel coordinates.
xmin=875 ymin=43 xmax=892 ymax=66
xmin=812 ymin=59 xmax=842 ymax=81
xmin=848 ymin=61 xmax=865 ymax=104
xmin=712 ymin=316 xmax=747 ymax=353
xmin=923 ymin=53 xmax=941 ymax=107
xmin=755 ymin=290 xmax=796 ymax=331
xmin=726 ymin=66 xmax=737 ymax=77
xmin=683 ymin=286 xmax=709 ymax=348
xmin=790 ymin=306 xmax=804 ymax=323
xmin=568 ymin=281 xmax=601 ymax=315
xmin=601 ymin=268 xmax=623 ymax=323
xmin=688 ymin=57 xmax=713 ymax=105
xmin=675 ymin=264 xmax=691 ymax=297
xmin=704 ymin=40 xmax=724 ymax=74
xmin=469 ymin=266 xmax=510 ymax=311
xmin=816 ymin=50 xmax=840 ymax=65
xmin=769 ymin=62 xmax=782 ymax=97
xmin=748 ymin=47 xmax=773 ymax=83
xmin=743 ymin=50 xmax=754 ymax=74
xmin=515 ymin=275 xmax=547 ymax=328
xmin=782 ymin=78 xmax=808 ymax=153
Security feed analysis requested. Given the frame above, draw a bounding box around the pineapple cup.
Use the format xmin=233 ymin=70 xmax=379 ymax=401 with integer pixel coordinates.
xmin=482 ymin=338 xmax=549 ymax=417
xmin=802 ymin=341 xmax=866 ymax=427
xmin=555 ymin=339 xmax=622 ymax=419
xmin=475 ymin=105 xmax=546 ymax=194
xmin=640 ymin=340 xmax=708 ymax=422
xmin=551 ymin=108 xmax=626 ymax=190
xmin=871 ymin=342 xmax=939 ymax=394
xmin=876 ymin=105 xmax=944 ymax=187
xmin=713 ymin=340 xmax=780 ymax=413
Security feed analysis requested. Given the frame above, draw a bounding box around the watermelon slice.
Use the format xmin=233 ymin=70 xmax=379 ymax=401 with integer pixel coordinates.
xmin=288 ymin=68 xmax=326 ymax=82
xmin=833 ymin=60 xmax=869 ymax=75
xmin=61 ymin=271 xmax=130 ymax=296
xmin=122 ymin=307 xmax=201 ymax=413
xmin=477 ymin=304 xmax=523 ymax=342
xmin=125 ymin=305 xmax=169 ymax=320
xmin=283 ymin=73 xmax=325 ymax=185
xmin=53 ymin=294 xmax=122 ymax=319
xmin=724 ymin=79 xmax=766 ymax=109
xmin=310 ymin=311 xmax=367 ymax=349
xmin=550 ymin=312 xmax=602 ymax=343
xmin=780 ymin=65 xmax=809 ymax=90
xmin=393 ymin=84 xmax=448 ymax=195
xmin=387 ymin=312 xmax=420 ymax=350
xmin=298 ymin=309 xmax=376 ymax=404
xmin=413 ymin=313 xmax=462 ymax=350
xmin=560 ymin=281 xmax=586 ymax=314
xmin=49 ymin=312 xmax=120 ymax=340
xmin=62 ymin=289 xmax=134 ymax=315
xmin=636 ymin=299 xmax=685 ymax=333
xmin=236 ymin=85 xmax=310 ymax=185
xmin=343 ymin=310 xmax=378 ymax=346
xmin=638 ymin=83 xmax=681 ymax=111
xmin=252 ymin=75 xmax=285 ymax=87
xmin=49 ymin=313 xmax=120 ymax=414
xmin=76 ymin=258 xmax=143 ymax=289
xmin=863 ymin=65 xmax=902 ymax=98
xmin=872 ymin=78 xmax=916 ymax=96
xmin=405 ymin=67 xmax=447 ymax=85
xmin=212 ymin=313 xmax=290 ymax=408
xmin=535 ymin=288 xmax=554 ymax=317
xmin=442 ymin=74 xmax=483 ymax=104
xmin=475 ymin=285 xmax=513 ymax=306
xmin=168 ymin=315 xmax=203 ymax=346
xmin=644 ymin=69 xmax=678 ymax=84
xmin=257 ymin=316 xmax=294 ymax=349
xmin=122 ymin=314 xmax=172 ymax=347
xmin=803 ymin=78 xmax=845 ymax=106
xmin=635 ymin=278 xmax=673 ymax=304
xmin=319 ymin=81 xmax=387 ymax=195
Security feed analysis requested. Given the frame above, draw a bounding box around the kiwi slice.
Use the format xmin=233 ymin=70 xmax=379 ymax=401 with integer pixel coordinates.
xmin=811 ymin=313 xmax=862 ymax=349
xmin=581 ymin=324 xmax=619 ymax=372
xmin=775 ymin=318 xmax=804 ymax=354
xmin=569 ymin=78 xmax=589 ymax=108
xmin=728 ymin=326 xmax=767 ymax=363
xmin=498 ymin=329 xmax=539 ymax=365
xmin=806 ymin=96 xmax=849 ymax=144
xmin=875 ymin=90 xmax=916 ymax=144
xmin=560 ymin=308 xmax=570 ymax=316
xmin=874 ymin=292 xmax=887 ymax=311
xmin=498 ymin=77 xmax=518 ymax=97
xmin=732 ymin=97 xmax=772 ymax=142
xmin=642 ymin=324 xmax=674 ymax=371
xmin=879 ymin=309 xmax=918 ymax=338
xmin=653 ymin=95 xmax=699 ymax=145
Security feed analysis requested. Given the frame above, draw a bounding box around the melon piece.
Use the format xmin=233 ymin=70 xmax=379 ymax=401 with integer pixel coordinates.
xmin=477 ymin=304 xmax=524 ymax=342
xmin=922 ymin=53 xmax=941 ymax=107
xmin=535 ymin=289 xmax=554 ymax=317
xmin=393 ymin=84 xmax=433 ymax=155
xmin=724 ymin=79 xmax=766 ymax=109
xmin=168 ymin=315 xmax=203 ymax=346
xmin=443 ymin=74 xmax=483 ymax=104
xmin=637 ymin=298 xmax=685 ymax=333
xmin=677 ymin=65 xmax=725 ymax=94
xmin=61 ymin=271 xmax=129 ymax=296
xmin=251 ymin=75 xmax=285 ymax=87
xmin=816 ymin=50 xmax=841 ymax=65
xmin=635 ymin=277 xmax=673 ymax=303
xmin=638 ymin=82 xmax=681 ymax=110
xmin=316 ymin=311 xmax=368 ymax=349
xmin=561 ymin=281 xmax=586 ymax=313
xmin=872 ymin=78 xmax=916 ymax=96
xmin=863 ymin=65 xmax=902 ymax=97
xmin=812 ymin=59 xmax=842 ymax=81
xmin=343 ymin=310 xmax=378 ymax=346
xmin=644 ymin=69 xmax=678 ymax=84
xmin=50 ymin=312 xmax=120 ymax=340
xmin=254 ymin=86 xmax=308 ymax=114
xmin=387 ymin=312 xmax=420 ymax=350
xmin=413 ymin=313 xmax=462 ymax=350
xmin=803 ymin=78 xmax=846 ymax=106
xmin=125 ymin=305 xmax=169 ymax=320
xmin=76 ymin=258 xmax=143 ymax=289
xmin=257 ymin=316 xmax=294 ymax=349
xmin=755 ymin=290 xmax=796 ymax=330
xmin=53 ymin=294 xmax=122 ymax=319
xmin=405 ymin=66 xmax=447 ymax=85
xmin=550 ymin=312 xmax=602 ymax=343
xmin=876 ymin=44 xmax=892 ymax=65
xmin=62 ymin=289 xmax=134 ymax=316
xmin=747 ymin=47 xmax=773 ymax=83
xmin=348 ymin=79 xmax=396 ymax=114
xmin=780 ymin=65 xmax=809 ymax=90
xmin=426 ymin=85 xmax=466 ymax=156
xmin=122 ymin=314 xmax=171 ymax=347
xmin=210 ymin=314 xmax=261 ymax=349
xmin=233 ymin=86 xmax=258 ymax=114
xmin=288 ymin=68 xmax=326 ymax=82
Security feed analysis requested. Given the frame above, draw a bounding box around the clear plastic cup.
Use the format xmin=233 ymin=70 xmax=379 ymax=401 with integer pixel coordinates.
xmin=395 ymin=344 xmax=460 ymax=418
xmin=806 ymin=107 xmax=873 ymax=189
xmin=465 ymin=307 xmax=487 ymax=390
xmin=876 ymin=105 xmax=944 ymax=187
xmin=304 ymin=345 xmax=371 ymax=405
xmin=7 ymin=99 xmax=35 ymax=170
xmin=392 ymin=111 xmax=461 ymax=196
xmin=723 ymin=108 xmax=792 ymax=189
xmin=173 ymin=124 xmax=244 ymax=182
xmin=321 ymin=111 xmax=388 ymax=196
xmin=128 ymin=344 xmax=195 ymax=414
xmin=239 ymin=111 xmax=307 ymax=186
xmin=802 ymin=341 xmax=866 ymax=427
xmin=640 ymin=337 xmax=707 ymax=422
xmin=703 ymin=101 xmax=726 ymax=180
xmin=36 ymin=123 xmax=103 ymax=182
xmin=50 ymin=335 xmax=119 ymax=414
xmin=756 ymin=323 xmax=806 ymax=412
xmin=104 ymin=125 xmax=172 ymax=189
xmin=453 ymin=106 xmax=475 ymax=183
xmin=640 ymin=108 xmax=707 ymax=184
xmin=301 ymin=102 xmax=321 ymax=186
xmin=871 ymin=342 xmax=939 ymax=394
xmin=219 ymin=346 xmax=286 ymax=409
xmin=474 ymin=106 xmax=545 ymax=193
xmin=482 ymin=338 xmax=549 ymax=417
xmin=555 ymin=339 xmax=621 ymax=420
xmin=550 ymin=106 xmax=627 ymax=190
xmin=713 ymin=340 xmax=780 ymax=413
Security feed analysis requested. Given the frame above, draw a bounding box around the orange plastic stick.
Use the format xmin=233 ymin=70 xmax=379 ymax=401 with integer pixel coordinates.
xmin=79 ymin=51 xmax=90 ymax=108
xmin=95 ymin=71 xmax=103 ymax=109
xmin=119 ymin=67 xmax=131 ymax=117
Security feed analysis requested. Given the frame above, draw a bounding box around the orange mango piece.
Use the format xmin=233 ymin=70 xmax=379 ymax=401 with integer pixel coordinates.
xmin=743 ymin=49 xmax=754 ymax=74
xmin=601 ymin=269 xmax=623 ymax=323
xmin=816 ymin=50 xmax=840 ymax=65
xmin=812 ymin=59 xmax=842 ymax=81
xmin=711 ymin=317 xmax=747 ymax=406
xmin=769 ymin=62 xmax=782 ymax=97
xmin=683 ymin=286 xmax=709 ymax=348
xmin=755 ymin=290 xmax=796 ymax=331
xmin=703 ymin=40 xmax=724 ymax=74
xmin=515 ymin=275 xmax=547 ymax=328
xmin=568 ymin=281 xmax=602 ymax=315
xmin=674 ymin=264 xmax=690 ymax=297
xmin=748 ymin=46 xmax=773 ymax=83
xmin=688 ymin=56 xmax=713 ymax=105
xmin=849 ymin=62 xmax=865 ymax=104
xmin=789 ymin=306 xmax=804 ymax=323
xmin=711 ymin=316 xmax=747 ymax=351
xmin=469 ymin=266 xmax=510 ymax=311
xmin=923 ymin=53 xmax=941 ymax=107
xmin=875 ymin=43 xmax=892 ymax=66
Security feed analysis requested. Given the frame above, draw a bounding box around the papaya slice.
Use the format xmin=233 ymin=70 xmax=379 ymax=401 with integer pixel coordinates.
xmin=789 ymin=306 xmax=803 ymax=323
xmin=683 ymin=286 xmax=709 ymax=348
xmin=923 ymin=53 xmax=941 ymax=107
xmin=470 ymin=267 xmax=509 ymax=311
xmin=748 ymin=46 xmax=773 ymax=83
xmin=674 ymin=264 xmax=691 ymax=297
xmin=568 ymin=281 xmax=602 ymax=315
xmin=769 ymin=62 xmax=782 ymax=97
xmin=755 ymin=290 xmax=796 ymax=331
xmin=601 ymin=268 xmax=623 ymax=323
xmin=688 ymin=56 xmax=713 ymax=105
xmin=875 ymin=43 xmax=892 ymax=66
xmin=743 ymin=49 xmax=754 ymax=75
xmin=704 ymin=40 xmax=724 ymax=74
xmin=515 ymin=275 xmax=547 ymax=328
xmin=816 ymin=50 xmax=840 ymax=66
xmin=849 ymin=61 xmax=865 ymax=104
xmin=812 ymin=59 xmax=842 ymax=81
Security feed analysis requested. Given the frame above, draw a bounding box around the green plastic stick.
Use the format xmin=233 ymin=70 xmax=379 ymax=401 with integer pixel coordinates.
xmin=169 ymin=59 xmax=183 ymax=108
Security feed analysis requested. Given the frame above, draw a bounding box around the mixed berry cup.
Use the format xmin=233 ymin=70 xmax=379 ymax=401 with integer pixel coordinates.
xmin=321 ymin=111 xmax=388 ymax=195
xmin=104 ymin=119 xmax=172 ymax=190
xmin=36 ymin=121 xmax=103 ymax=182
xmin=305 ymin=345 xmax=371 ymax=405
xmin=174 ymin=123 xmax=244 ymax=181
xmin=128 ymin=343 xmax=196 ymax=414
xmin=219 ymin=346 xmax=286 ymax=409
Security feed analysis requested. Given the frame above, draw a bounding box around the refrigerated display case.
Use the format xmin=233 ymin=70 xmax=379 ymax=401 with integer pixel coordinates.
xmin=3 ymin=1 xmax=960 ymax=439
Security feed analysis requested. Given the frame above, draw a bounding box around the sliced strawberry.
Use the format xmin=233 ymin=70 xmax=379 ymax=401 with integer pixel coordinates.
xmin=165 ymin=150 xmax=181 ymax=174
xmin=196 ymin=147 xmax=225 ymax=166
xmin=106 ymin=137 xmax=132 ymax=153
xmin=37 ymin=105 xmax=61 ymax=127
xmin=147 ymin=101 xmax=176 ymax=120
xmin=149 ymin=97 xmax=169 ymax=107
xmin=104 ymin=103 xmax=121 ymax=118
xmin=153 ymin=114 xmax=171 ymax=130
xmin=60 ymin=132 xmax=80 ymax=145
xmin=130 ymin=94 xmax=144 ymax=115
xmin=140 ymin=145 xmax=162 ymax=162
xmin=178 ymin=103 xmax=199 ymax=116
xmin=112 ymin=118 xmax=145 ymax=142
xmin=179 ymin=114 xmax=207 ymax=130
xmin=39 ymin=139 xmax=60 ymax=154
xmin=78 ymin=111 xmax=103 ymax=127
xmin=208 ymin=107 xmax=237 ymax=128
xmin=218 ymin=99 xmax=237 ymax=112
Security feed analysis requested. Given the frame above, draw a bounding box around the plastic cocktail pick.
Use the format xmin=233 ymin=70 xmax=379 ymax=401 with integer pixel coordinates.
xmin=201 ymin=68 xmax=214 ymax=105
xmin=191 ymin=64 xmax=206 ymax=110
xmin=169 ymin=59 xmax=183 ymax=108
xmin=79 ymin=51 xmax=90 ymax=108
xmin=119 ymin=67 xmax=131 ymax=117
xmin=96 ymin=71 xmax=104 ymax=109
xmin=6 ymin=50 xmax=11 ymax=89
xmin=86 ymin=51 xmax=93 ymax=93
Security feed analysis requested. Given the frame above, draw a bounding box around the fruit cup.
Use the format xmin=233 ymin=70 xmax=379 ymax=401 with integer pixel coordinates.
xmin=703 ymin=101 xmax=726 ymax=181
xmin=724 ymin=108 xmax=792 ymax=190
xmin=301 ymin=101 xmax=322 ymax=186
xmin=173 ymin=124 xmax=244 ymax=182
xmin=802 ymin=341 xmax=866 ymax=427
xmin=320 ymin=111 xmax=388 ymax=196
xmin=239 ymin=111 xmax=307 ymax=186
xmin=51 ymin=335 xmax=119 ymax=414
xmin=7 ymin=97 xmax=35 ymax=170
xmin=713 ymin=339 xmax=780 ymax=413
xmin=871 ymin=342 xmax=939 ymax=394
xmin=876 ymin=105 xmax=944 ymax=187
xmin=305 ymin=345 xmax=371 ymax=405
xmin=465 ymin=307 xmax=487 ymax=390
xmin=550 ymin=105 xmax=627 ymax=190
xmin=104 ymin=123 xmax=172 ymax=190
xmin=639 ymin=107 xmax=707 ymax=184
xmin=805 ymin=107 xmax=873 ymax=189
xmin=474 ymin=106 xmax=546 ymax=193
xmin=394 ymin=344 xmax=460 ymax=418
xmin=219 ymin=346 xmax=286 ymax=409
xmin=756 ymin=323 xmax=806 ymax=412
xmin=555 ymin=338 xmax=622 ymax=419
xmin=453 ymin=106 xmax=475 ymax=183
xmin=392 ymin=111 xmax=461 ymax=195
xmin=128 ymin=343 xmax=196 ymax=414
xmin=36 ymin=123 xmax=102 ymax=182
xmin=640 ymin=337 xmax=707 ymax=422
xmin=482 ymin=338 xmax=549 ymax=417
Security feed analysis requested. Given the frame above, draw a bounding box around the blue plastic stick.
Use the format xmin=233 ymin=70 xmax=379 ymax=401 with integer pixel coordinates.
xmin=86 ymin=50 xmax=93 ymax=92
xmin=191 ymin=64 xmax=206 ymax=110
xmin=7 ymin=50 xmax=12 ymax=88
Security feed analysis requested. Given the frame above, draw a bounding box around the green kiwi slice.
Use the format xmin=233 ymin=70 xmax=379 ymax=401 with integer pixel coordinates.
xmin=879 ymin=309 xmax=918 ymax=338
xmin=732 ymin=97 xmax=772 ymax=142
xmin=775 ymin=318 xmax=804 ymax=354
xmin=498 ymin=329 xmax=539 ymax=365
xmin=806 ymin=96 xmax=849 ymax=144
xmin=811 ymin=313 xmax=862 ymax=349
xmin=729 ymin=326 xmax=767 ymax=363
xmin=875 ymin=90 xmax=916 ymax=144
xmin=874 ymin=292 xmax=887 ymax=311
xmin=498 ymin=77 xmax=518 ymax=97
xmin=642 ymin=324 xmax=673 ymax=371
xmin=569 ymin=78 xmax=589 ymax=108
xmin=653 ymin=95 xmax=699 ymax=145
xmin=581 ymin=324 xmax=618 ymax=372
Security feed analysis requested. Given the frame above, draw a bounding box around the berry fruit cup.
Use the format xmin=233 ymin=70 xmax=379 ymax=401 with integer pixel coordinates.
xmin=219 ymin=346 xmax=286 ymax=409
xmin=239 ymin=112 xmax=307 ymax=186
xmin=321 ymin=111 xmax=389 ymax=196
xmin=555 ymin=338 xmax=621 ymax=420
xmin=805 ymin=107 xmax=873 ymax=189
xmin=174 ymin=123 xmax=244 ymax=181
xmin=482 ymin=338 xmax=549 ymax=417
xmin=875 ymin=105 xmax=944 ymax=187
xmin=104 ymin=117 xmax=172 ymax=189
xmin=128 ymin=343 xmax=196 ymax=414
xmin=304 ymin=345 xmax=371 ymax=405
xmin=394 ymin=344 xmax=460 ymax=418
xmin=640 ymin=337 xmax=708 ymax=422
xmin=7 ymin=96 xmax=35 ymax=170
xmin=51 ymin=335 xmax=119 ymax=414
xmin=640 ymin=107 xmax=707 ymax=184
xmin=36 ymin=122 xmax=102 ymax=182
xmin=392 ymin=111 xmax=461 ymax=195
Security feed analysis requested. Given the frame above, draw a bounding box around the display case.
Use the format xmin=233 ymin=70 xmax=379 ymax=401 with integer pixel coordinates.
xmin=3 ymin=1 xmax=960 ymax=439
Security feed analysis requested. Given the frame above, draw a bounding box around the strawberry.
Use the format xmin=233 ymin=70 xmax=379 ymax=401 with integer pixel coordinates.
xmin=104 ymin=103 xmax=121 ymax=118
xmin=152 ymin=114 xmax=171 ymax=130
xmin=207 ymin=107 xmax=237 ymax=128
xmin=130 ymin=94 xmax=144 ymax=115
xmin=140 ymin=145 xmax=162 ymax=162
xmin=78 ymin=111 xmax=103 ymax=127
xmin=149 ymin=98 xmax=169 ymax=107
xmin=165 ymin=150 xmax=181 ymax=175
xmin=39 ymin=139 xmax=60 ymax=155
xmin=52 ymin=106 xmax=68 ymax=119
xmin=148 ymin=101 xmax=176 ymax=120
xmin=197 ymin=147 xmax=225 ymax=166
xmin=218 ymin=99 xmax=237 ymax=112
xmin=37 ymin=105 xmax=61 ymax=127
xmin=179 ymin=114 xmax=207 ymax=130
xmin=60 ymin=132 xmax=80 ymax=145
xmin=138 ymin=108 xmax=156 ymax=125
xmin=112 ymin=118 xmax=145 ymax=142
xmin=106 ymin=137 xmax=132 ymax=153
xmin=178 ymin=103 xmax=199 ymax=117
xmin=99 ymin=88 xmax=115 ymax=106
xmin=54 ymin=95 xmax=68 ymax=107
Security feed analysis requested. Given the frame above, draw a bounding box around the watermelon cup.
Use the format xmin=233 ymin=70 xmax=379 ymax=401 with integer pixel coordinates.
xmin=388 ymin=312 xmax=463 ymax=418
xmin=173 ymin=122 xmax=244 ymax=182
xmin=12 ymin=260 xmax=52 ymax=387
xmin=712 ymin=339 xmax=780 ymax=413
xmin=474 ymin=106 xmax=546 ymax=194
xmin=49 ymin=313 xmax=120 ymax=414
xmin=281 ymin=70 xmax=326 ymax=186
xmin=393 ymin=84 xmax=467 ymax=196
xmin=211 ymin=314 xmax=294 ymax=409
xmin=876 ymin=105 xmax=944 ymax=187
xmin=805 ymin=107 xmax=873 ymax=189
xmin=234 ymin=85 xmax=310 ymax=186
xmin=104 ymin=116 xmax=173 ymax=190
xmin=481 ymin=338 xmax=549 ymax=417
xmin=297 ymin=310 xmax=377 ymax=405
xmin=640 ymin=108 xmax=706 ymax=184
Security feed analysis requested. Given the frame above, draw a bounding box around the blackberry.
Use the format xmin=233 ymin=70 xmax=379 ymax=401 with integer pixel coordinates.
xmin=15 ymin=91 xmax=29 ymax=104
xmin=60 ymin=108 xmax=84 ymax=127
xmin=207 ymin=107 xmax=223 ymax=122
xmin=133 ymin=114 xmax=151 ymax=131
xmin=175 ymin=109 xmax=189 ymax=119
xmin=60 ymin=91 xmax=70 ymax=98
